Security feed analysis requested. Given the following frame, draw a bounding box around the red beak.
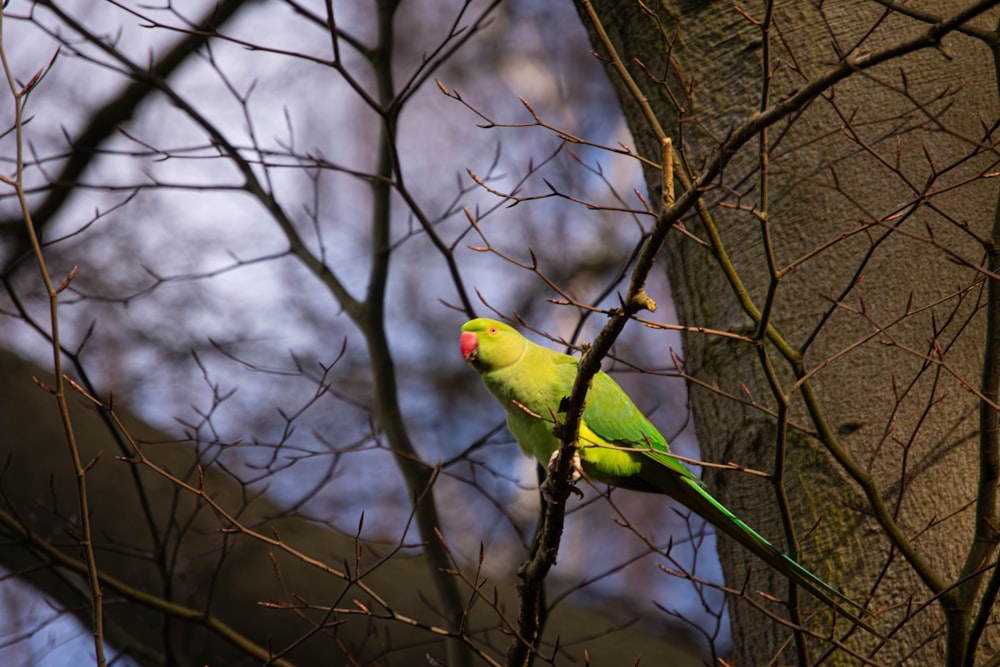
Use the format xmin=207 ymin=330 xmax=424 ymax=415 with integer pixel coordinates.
xmin=460 ymin=331 xmax=478 ymax=361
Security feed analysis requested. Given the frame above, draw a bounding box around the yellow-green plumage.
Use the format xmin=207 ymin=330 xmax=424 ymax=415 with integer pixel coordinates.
xmin=460 ymin=317 xmax=874 ymax=632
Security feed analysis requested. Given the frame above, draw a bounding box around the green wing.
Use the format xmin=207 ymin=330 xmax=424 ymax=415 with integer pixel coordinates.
xmin=579 ymin=368 xmax=877 ymax=633
xmin=580 ymin=369 xmax=704 ymax=492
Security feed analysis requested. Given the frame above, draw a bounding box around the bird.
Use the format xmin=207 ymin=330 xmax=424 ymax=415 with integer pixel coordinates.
xmin=459 ymin=317 xmax=874 ymax=632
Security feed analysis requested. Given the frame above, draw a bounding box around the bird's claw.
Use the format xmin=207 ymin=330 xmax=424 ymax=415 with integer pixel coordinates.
xmin=541 ymin=449 xmax=584 ymax=503
xmin=548 ymin=447 xmax=583 ymax=482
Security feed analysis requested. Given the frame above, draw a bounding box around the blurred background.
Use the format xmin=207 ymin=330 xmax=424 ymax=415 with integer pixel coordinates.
xmin=0 ymin=1 xmax=718 ymax=664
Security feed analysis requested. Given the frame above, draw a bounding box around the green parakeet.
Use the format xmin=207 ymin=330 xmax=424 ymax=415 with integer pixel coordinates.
xmin=460 ymin=317 xmax=872 ymax=630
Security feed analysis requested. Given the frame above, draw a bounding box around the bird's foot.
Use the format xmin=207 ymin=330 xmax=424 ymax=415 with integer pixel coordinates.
xmin=547 ymin=447 xmax=583 ymax=482
xmin=541 ymin=449 xmax=584 ymax=503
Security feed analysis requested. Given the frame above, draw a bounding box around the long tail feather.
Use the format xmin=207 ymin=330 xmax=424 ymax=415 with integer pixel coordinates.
xmin=655 ymin=468 xmax=879 ymax=635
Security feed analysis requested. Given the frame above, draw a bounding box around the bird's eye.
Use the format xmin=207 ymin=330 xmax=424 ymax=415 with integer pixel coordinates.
xmin=488 ymin=326 xmax=497 ymax=335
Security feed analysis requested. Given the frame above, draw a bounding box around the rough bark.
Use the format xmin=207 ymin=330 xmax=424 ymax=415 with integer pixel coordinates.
xmin=579 ymin=1 xmax=999 ymax=663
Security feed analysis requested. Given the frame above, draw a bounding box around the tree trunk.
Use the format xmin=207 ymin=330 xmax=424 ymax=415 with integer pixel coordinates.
xmin=578 ymin=1 xmax=1000 ymax=663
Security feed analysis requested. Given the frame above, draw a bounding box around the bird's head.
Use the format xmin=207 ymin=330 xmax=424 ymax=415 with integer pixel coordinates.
xmin=460 ymin=318 xmax=526 ymax=372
